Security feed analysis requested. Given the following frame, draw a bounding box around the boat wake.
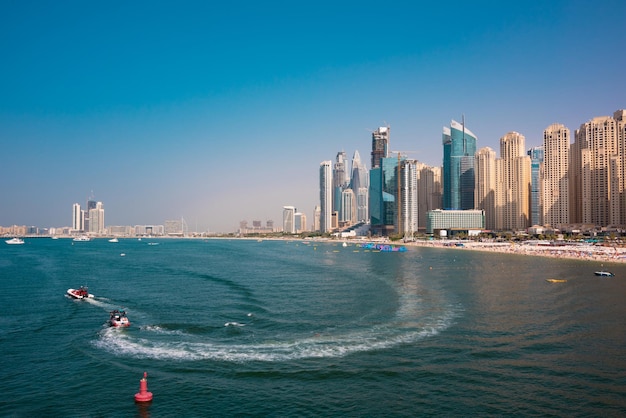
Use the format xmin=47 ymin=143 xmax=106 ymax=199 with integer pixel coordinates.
xmin=93 ymin=306 xmax=458 ymax=362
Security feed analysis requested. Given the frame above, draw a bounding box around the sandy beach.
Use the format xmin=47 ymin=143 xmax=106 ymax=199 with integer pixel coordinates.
xmin=406 ymin=239 xmax=626 ymax=264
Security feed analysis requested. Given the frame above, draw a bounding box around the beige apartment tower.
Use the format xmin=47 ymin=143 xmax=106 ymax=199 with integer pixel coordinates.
xmin=498 ymin=132 xmax=531 ymax=230
xmin=571 ymin=110 xmax=626 ymax=227
xmin=474 ymin=147 xmax=498 ymax=230
xmin=542 ymin=123 xmax=570 ymax=227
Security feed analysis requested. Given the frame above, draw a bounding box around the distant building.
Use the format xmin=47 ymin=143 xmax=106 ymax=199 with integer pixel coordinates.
xmin=165 ymin=219 xmax=184 ymax=236
xmin=543 ymin=124 xmax=570 ymax=228
xmin=371 ymin=126 xmax=390 ymax=169
xmin=475 ymin=147 xmax=498 ymax=230
xmin=350 ymin=150 xmax=369 ymax=222
xmin=313 ymin=205 xmax=321 ymax=232
xmin=319 ymin=161 xmax=333 ymax=233
xmin=72 ymin=203 xmax=83 ymax=231
xmin=283 ymin=206 xmax=296 ymax=234
xmin=426 ymin=209 xmax=485 ymax=235
xmin=88 ymin=202 xmax=105 ymax=235
xmin=295 ymin=212 xmax=307 ymax=233
xmin=499 ymin=132 xmax=531 ymax=230
xmin=416 ymin=163 xmax=442 ymax=232
xmin=442 ymin=119 xmax=477 ymax=210
xmin=528 ymin=145 xmax=544 ymax=227
xmin=399 ymin=159 xmax=419 ymax=238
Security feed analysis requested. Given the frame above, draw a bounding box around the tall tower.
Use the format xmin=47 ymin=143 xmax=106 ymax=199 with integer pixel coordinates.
xmin=88 ymin=201 xmax=105 ymax=235
xmin=416 ymin=163 xmax=442 ymax=232
xmin=499 ymin=132 xmax=531 ymax=230
xmin=371 ymin=126 xmax=390 ymax=169
xmin=442 ymin=118 xmax=477 ymax=210
xmin=282 ymin=206 xmax=296 ymax=234
xmin=333 ymin=151 xmax=349 ymax=218
xmin=543 ymin=124 xmax=569 ymax=227
xmin=475 ymin=147 xmax=498 ymax=230
xmin=399 ymin=159 xmax=419 ymax=238
xmin=527 ymin=146 xmax=544 ymax=226
xmin=572 ymin=110 xmax=626 ymax=227
xmin=319 ymin=161 xmax=333 ymax=233
xmin=350 ymin=150 xmax=369 ymax=222
xmin=72 ymin=203 xmax=82 ymax=231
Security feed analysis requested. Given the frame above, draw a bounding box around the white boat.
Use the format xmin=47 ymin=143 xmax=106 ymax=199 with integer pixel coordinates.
xmin=109 ymin=309 xmax=130 ymax=327
xmin=594 ymin=271 xmax=614 ymax=277
xmin=73 ymin=235 xmax=91 ymax=242
xmin=5 ymin=237 xmax=24 ymax=245
xmin=66 ymin=286 xmax=94 ymax=299
xmin=108 ymin=238 xmax=119 ymax=243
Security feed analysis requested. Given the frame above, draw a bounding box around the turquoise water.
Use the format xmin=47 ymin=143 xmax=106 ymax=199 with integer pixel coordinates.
xmin=1 ymin=238 xmax=626 ymax=417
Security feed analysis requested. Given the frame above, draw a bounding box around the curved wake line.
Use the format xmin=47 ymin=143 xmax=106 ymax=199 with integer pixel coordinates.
xmin=93 ymin=307 xmax=459 ymax=363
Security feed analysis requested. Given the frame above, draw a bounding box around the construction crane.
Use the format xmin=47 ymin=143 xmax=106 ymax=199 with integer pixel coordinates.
xmin=390 ymin=151 xmax=418 ymax=239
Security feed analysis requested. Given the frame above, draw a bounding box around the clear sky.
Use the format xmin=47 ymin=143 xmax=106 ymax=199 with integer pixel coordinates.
xmin=1 ymin=1 xmax=624 ymax=233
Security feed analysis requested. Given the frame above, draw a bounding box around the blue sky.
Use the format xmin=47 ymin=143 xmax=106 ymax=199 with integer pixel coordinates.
xmin=1 ymin=1 xmax=624 ymax=232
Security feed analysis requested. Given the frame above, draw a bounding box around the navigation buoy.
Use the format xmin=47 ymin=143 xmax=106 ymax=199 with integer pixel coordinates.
xmin=134 ymin=372 xmax=153 ymax=402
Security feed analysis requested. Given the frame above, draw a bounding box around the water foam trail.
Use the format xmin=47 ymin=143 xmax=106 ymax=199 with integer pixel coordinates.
xmin=93 ymin=305 xmax=459 ymax=362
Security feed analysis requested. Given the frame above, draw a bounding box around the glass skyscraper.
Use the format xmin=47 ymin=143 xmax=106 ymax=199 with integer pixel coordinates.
xmin=442 ymin=119 xmax=477 ymax=210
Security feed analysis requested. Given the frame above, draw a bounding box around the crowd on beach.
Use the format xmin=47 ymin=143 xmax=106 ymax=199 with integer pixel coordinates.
xmin=407 ymin=239 xmax=626 ymax=263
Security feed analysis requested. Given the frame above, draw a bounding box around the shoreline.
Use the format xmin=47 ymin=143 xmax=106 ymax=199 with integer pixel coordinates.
xmin=404 ymin=239 xmax=626 ymax=264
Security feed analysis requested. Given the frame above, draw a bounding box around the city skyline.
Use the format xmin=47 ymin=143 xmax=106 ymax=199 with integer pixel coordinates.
xmin=1 ymin=1 xmax=624 ymax=232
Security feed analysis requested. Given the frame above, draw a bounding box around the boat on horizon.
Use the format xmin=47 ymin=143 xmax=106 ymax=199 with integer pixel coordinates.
xmin=5 ymin=237 xmax=25 ymax=245
xmin=108 ymin=238 xmax=119 ymax=243
xmin=66 ymin=286 xmax=94 ymax=299
xmin=73 ymin=235 xmax=91 ymax=242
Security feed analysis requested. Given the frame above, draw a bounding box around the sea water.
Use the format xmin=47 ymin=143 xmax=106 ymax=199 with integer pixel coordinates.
xmin=1 ymin=238 xmax=625 ymax=417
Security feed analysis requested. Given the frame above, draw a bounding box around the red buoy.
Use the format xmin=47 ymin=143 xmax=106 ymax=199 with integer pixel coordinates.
xmin=134 ymin=372 xmax=153 ymax=402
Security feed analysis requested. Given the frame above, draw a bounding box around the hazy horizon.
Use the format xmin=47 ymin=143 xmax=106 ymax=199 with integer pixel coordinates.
xmin=1 ymin=1 xmax=624 ymax=232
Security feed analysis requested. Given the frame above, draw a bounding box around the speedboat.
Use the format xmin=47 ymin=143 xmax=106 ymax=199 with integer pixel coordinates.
xmin=73 ymin=235 xmax=91 ymax=242
xmin=108 ymin=238 xmax=119 ymax=243
xmin=594 ymin=271 xmax=614 ymax=277
xmin=67 ymin=286 xmax=94 ymax=299
xmin=5 ymin=237 xmax=24 ymax=245
xmin=546 ymin=278 xmax=567 ymax=283
xmin=109 ymin=309 xmax=130 ymax=327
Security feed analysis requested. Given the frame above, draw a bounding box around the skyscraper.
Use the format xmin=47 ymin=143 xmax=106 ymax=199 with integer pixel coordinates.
xmin=527 ymin=146 xmax=544 ymax=226
xmin=72 ymin=203 xmax=82 ymax=231
xmin=369 ymin=157 xmax=398 ymax=236
xmin=543 ymin=124 xmax=569 ymax=227
xmin=398 ymin=159 xmax=418 ymax=238
xmin=475 ymin=147 xmax=498 ymax=230
xmin=371 ymin=126 xmax=390 ymax=169
xmin=283 ymin=206 xmax=296 ymax=234
xmin=499 ymin=132 xmax=531 ymax=230
xmin=319 ymin=161 xmax=333 ymax=233
xmin=333 ymin=151 xmax=349 ymax=218
xmin=572 ymin=110 xmax=626 ymax=227
xmin=416 ymin=163 xmax=442 ymax=232
xmin=88 ymin=201 xmax=105 ymax=235
xmin=442 ymin=119 xmax=477 ymax=210
xmin=350 ymin=150 xmax=369 ymax=222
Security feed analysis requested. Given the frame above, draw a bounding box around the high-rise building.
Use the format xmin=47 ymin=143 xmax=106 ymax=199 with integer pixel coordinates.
xmin=283 ymin=206 xmax=296 ymax=234
xmin=88 ymin=201 xmax=105 ymax=235
xmin=72 ymin=203 xmax=83 ymax=231
xmin=499 ymin=132 xmax=531 ymax=230
xmin=319 ymin=161 xmax=333 ymax=233
xmin=350 ymin=150 xmax=369 ymax=222
xmin=340 ymin=188 xmax=356 ymax=225
xmin=295 ymin=212 xmax=307 ymax=233
xmin=313 ymin=205 xmax=321 ymax=232
xmin=369 ymin=157 xmax=398 ymax=236
xmin=543 ymin=124 xmax=569 ymax=227
xmin=371 ymin=126 xmax=390 ymax=169
xmin=442 ymin=119 xmax=477 ymax=210
xmin=333 ymin=151 xmax=349 ymax=218
xmin=571 ymin=110 xmax=626 ymax=227
xmin=398 ymin=159 xmax=419 ymax=238
xmin=475 ymin=147 xmax=498 ymax=230
xmin=416 ymin=163 xmax=442 ymax=232
xmin=527 ymin=146 xmax=544 ymax=226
